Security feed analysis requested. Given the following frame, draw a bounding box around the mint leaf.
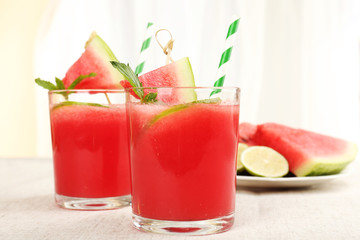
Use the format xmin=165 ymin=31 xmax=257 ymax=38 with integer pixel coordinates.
xmin=143 ymin=92 xmax=158 ymax=103
xmin=55 ymin=77 xmax=65 ymax=89
xmin=35 ymin=78 xmax=58 ymax=90
xmin=110 ymin=61 xmax=144 ymax=99
xmin=110 ymin=61 xmax=158 ymax=104
xmin=35 ymin=73 xmax=96 ymax=91
xmin=68 ymin=73 xmax=96 ymax=89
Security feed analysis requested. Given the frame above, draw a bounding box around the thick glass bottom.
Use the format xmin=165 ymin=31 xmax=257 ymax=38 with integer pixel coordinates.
xmin=132 ymin=213 xmax=234 ymax=236
xmin=55 ymin=193 xmax=131 ymax=210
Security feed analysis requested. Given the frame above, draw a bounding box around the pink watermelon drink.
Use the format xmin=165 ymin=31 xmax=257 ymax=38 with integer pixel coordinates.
xmin=34 ymin=32 xmax=132 ymax=210
xmin=49 ymin=90 xmax=131 ymax=210
xmin=126 ymin=87 xmax=240 ymax=235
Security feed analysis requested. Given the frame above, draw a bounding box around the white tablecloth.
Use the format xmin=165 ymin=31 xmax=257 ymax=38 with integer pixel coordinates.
xmin=1 ymin=158 xmax=359 ymax=240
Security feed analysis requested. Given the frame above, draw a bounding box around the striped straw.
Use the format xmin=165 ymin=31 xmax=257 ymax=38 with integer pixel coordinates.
xmin=210 ymin=17 xmax=240 ymax=96
xmin=135 ymin=22 xmax=155 ymax=75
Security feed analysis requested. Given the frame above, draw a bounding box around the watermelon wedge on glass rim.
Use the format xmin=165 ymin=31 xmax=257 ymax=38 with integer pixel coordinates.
xmin=120 ymin=57 xmax=197 ymax=103
xmin=62 ymin=32 xmax=126 ymax=89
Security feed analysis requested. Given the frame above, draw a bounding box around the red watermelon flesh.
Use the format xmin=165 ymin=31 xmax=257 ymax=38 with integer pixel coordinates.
xmin=238 ymin=122 xmax=257 ymax=145
xmin=251 ymin=123 xmax=358 ymax=177
xmin=121 ymin=57 xmax=196 ymax=103
xmin=63 ymin=32 xmax=125 ymax=89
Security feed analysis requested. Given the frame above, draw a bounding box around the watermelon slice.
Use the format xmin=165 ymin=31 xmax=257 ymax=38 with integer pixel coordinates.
xmin=251 ymin=123 xmax=358 ymax=177
xmin=121 ymin=57 xmax=196 ymax=103
xmin=62 ymin=32 xmax=125 ymax=89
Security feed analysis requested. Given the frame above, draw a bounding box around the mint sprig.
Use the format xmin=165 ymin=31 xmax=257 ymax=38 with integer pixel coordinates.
xmin=34 ymin=79 xmax=57 ymax=90
xmin=110 ymin=61 xmax=157 ymax=103
xmin=35 ymin=73 xmax=96 ymax=91
xmin=68 ymin=73 xmax=96 ymax=89
xmin=143 ymin=92 xmax=158 ymax=103
xmin=55 ymin=77 xmax=65 ymax=89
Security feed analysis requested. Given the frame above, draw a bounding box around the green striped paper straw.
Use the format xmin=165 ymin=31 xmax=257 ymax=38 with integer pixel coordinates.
xmin=210 ymin=17 xmax=240 ymax=96
xmin=135 ymin=22 xmax=154 ymax=75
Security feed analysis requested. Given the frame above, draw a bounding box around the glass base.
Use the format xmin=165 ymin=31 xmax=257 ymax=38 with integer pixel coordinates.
xmin=55 ymin=193 xmax=131 ymax=210
xmin=132 ymin=213 xmax=234 ymax=236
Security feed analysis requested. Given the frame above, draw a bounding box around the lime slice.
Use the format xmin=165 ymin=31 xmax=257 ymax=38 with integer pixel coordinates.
xmin=240 ymin=146 xmax=289 ymax=177
xmin=236 ymin=143 xmax=248 ymax=173
xmin=149 ymin=104 xmax=189 ymax=126
xmin=148 ymin=99 xmax=221 ymax=126
xmin=192 ymin=97 xmax=221 ymax=104
xmin=52 ymin=101 xmax=109 ymax=110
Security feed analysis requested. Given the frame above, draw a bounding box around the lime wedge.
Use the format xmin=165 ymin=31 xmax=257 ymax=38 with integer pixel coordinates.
xmin=148 ymin=104 xmax=189 ymax=126
xmin=52 ymin=101 xmax=108 ymax=110
xmin=240 ymin=146 xmax=289 ymax=177
xmin=192 ymin=97 xmax=221 ymax=104
xmin=148 ymin=99 xmax=221 ymax=126
xmin=236 ymin=143 xmax=248 ymax=173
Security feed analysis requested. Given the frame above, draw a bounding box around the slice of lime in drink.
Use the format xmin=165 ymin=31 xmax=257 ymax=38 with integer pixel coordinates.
xmin=148 ymin=98 xmax=221 ymax=126
xmin=52 ymin=101 xmax=109 ymax=110
xmin=148 ymin=104 xmax=189 ymax=126
xmin=192 ymin=97 xmax=221 ymax=104
xmin=240 ymin=146 xmax=289 ymax=177
xmin=236 ymin=143 xmax=248 ymax=173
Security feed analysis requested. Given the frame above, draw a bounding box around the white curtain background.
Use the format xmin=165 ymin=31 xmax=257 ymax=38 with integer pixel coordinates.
xmin=35 ymin=0 xmax=360 ymax=157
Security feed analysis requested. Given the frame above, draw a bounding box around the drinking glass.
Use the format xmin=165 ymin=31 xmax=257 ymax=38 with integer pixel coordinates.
xmin=126 ymin=87 xmax=240 ymax=235
xmin=48 ymin=90 xmax=131 ymax=210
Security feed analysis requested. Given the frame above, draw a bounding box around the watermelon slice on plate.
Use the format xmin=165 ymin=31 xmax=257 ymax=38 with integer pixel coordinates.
xmin=121 ymin=57 xmax=196 ymax=103
xmin=251 ymin=123 xmax=358 ymax=177
xmin=62 ymin=32 xmax=125 ymax=89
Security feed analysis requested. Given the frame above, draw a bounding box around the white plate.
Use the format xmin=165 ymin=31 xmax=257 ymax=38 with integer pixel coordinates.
xmin=236 ymin=172 xmax=348 ymax=189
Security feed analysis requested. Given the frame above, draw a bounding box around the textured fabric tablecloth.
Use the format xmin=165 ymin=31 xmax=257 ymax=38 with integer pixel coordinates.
xmin=1 ymin=158 xmax=359 ymax=240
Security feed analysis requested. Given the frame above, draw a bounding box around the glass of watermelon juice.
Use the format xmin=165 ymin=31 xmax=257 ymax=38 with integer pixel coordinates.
xmin=126 ymin=87 xmax=240 ymax=235
xmin=48 ymin=90 xmax=131 ymax=210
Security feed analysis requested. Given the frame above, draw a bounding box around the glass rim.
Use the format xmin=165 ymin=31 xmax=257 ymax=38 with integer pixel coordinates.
xmin=48 ymin=87 xmax=240 ymax=94
xmin=48 ymin=89 xmax=126 ymax=94
xmin=125 ymin=86 xmax=240 ymax=91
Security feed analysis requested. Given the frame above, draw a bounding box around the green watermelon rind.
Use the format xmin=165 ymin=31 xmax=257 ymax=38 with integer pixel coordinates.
xmin=173 ymin=57 xmax=197 ymax=102
xmin=86 ymin=32 xmax=118 ymax=61
xmin=294 ymin=142 xmax=358 ymax=177
xmin=87 ymin=33 xmax=126 ymax=86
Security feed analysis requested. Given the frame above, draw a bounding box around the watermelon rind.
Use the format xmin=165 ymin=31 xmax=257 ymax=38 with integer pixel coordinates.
xmin=171 ymin=57 xmax=197 ymax=102
xmin=84 ymin=32 xmax=126 ymax=87
xmin=85 ymin=32 xmax=118 ymax=61
xmin=294 ymin=142 xmax=358 ymax=177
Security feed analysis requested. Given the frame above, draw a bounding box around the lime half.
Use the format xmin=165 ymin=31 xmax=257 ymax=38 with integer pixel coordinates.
xmin=236 ymin=143 xmax=248 ymax=173
xmin=241 ymin=146 xmax=289 ymax=177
